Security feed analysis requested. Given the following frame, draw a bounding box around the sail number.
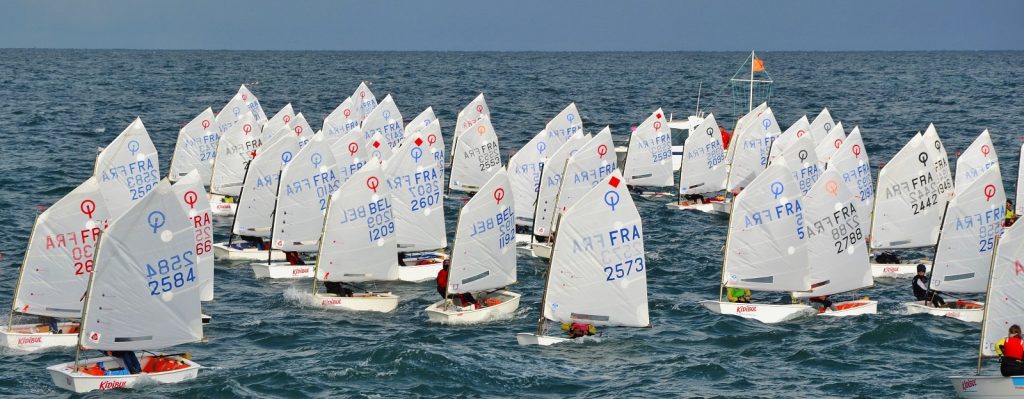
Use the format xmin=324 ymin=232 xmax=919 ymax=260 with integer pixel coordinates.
xmin=146 ymin=250 xmax=196 ymax=296
xmin=409 ymin=180 xmax=441 ymax=211
xmin=603 ymin=257 xmax=645 ymax=281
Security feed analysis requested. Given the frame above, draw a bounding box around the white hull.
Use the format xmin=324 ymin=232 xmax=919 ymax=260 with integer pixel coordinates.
xmin=398 ymin=263 xmax=442 ymax=283
xmin=515 ymin=233 xmax=533 ymax=252
xmin=425 ymin=291 xmax=521 ymax=324
xmin=870 ymin=260 xmax=933 ymax=278
xmin=700 ymin=300 xmax=817 ymax=323
xmin=48 ymin=354 xmax=200 ymax=393
xmin=208 ymin=193 xmax=236 ymax=216
xmin=212 ymin=242 xmax=286 ymax=261
xmin=904 ymin=301 xmax=984 ymax=323
xmin=251 ymin=262 xmax=315 ymax=279
xmin=516 ymin=333 xmax=572 ymax=346
xmin=0 ymin=322 xmax=79 ymax=352
xmin=530 ymin=242 xmax=552 ymax=259
xmin=665 ymin=200 xmax=730 ymax=214
xmin=818 ymin=299 xmax=878 ymax=317
xmin=314 ymin=292 xmax=399 ymax=312
xmin=950 ymin=375 xmax=1024 ymax=398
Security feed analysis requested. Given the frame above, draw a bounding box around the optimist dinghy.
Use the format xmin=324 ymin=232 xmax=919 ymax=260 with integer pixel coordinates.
xmin=699 ymin=157 xmax=817 ymax=324
xmin=825 ymin=126 xmax=874 ymax=212
xmin=207 ymin=85 xmax=267 ymax=215
xmin=517 ymin=170 xmax=649 ymax=345
xmin=168 ymin=108 xmax=218 ymax=185
xmin=308 ymin=160 xmax=399 ymax=312
xmin=949 ymin=216 xmax=1024 ymax=398
xmin=528 ymin=131 xmax=591 ymax=258
xmin=47 ymin=180 xmax=204 ymax=393
xmin=361 ymin=94 xmax=404 ymax=149
xmin=724 ymin=106 xmax=781 ymax=195
xmin=868 ymin=126 xmax=952 ymax=278
xmin=449 ymin=116 xmax=502 ymax=195
xmin=170 ymin=171 xmax=215 ymax=322
xmin=252 ymin=132 xmax=341 ymax=279
xmin=621 ymin=108 xmax=674 ymax=197
xmin=668 ymin=113 xmax=729 ymax=214
xmin=426 ymin=169 xmax=520 ymax=324
xmin=383 ymin=129 xmax=449 ymax=282
xmin=904 ymin=165 xmax=1005 ymax=323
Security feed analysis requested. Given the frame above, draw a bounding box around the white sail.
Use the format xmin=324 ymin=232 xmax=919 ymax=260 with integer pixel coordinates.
xmin=170 ymin=171 xmax=215 ymax=302
xmin=271 ymin=133 xmax=342 ymax=252
xmin=622 ymin=109 xmax=672 ymax=187
xmin=542 ymin=170 xmax=648 ymax=327
xmin=869 ymin=133 xmax=952 ymax=249
xmin=793 ymin=167 xmax=872 ymax=298
xmin=405 ymin=107 xmax=437 ymax=136
xmin=808 ymin=108 xmax=836 ymax=145
xmin=982 ymin=218 xmax=1024 ymax=356
xmin=1018 ymin=142 xmax=1024 ymax=216
xmin=726 ymin=102 xmax=770 ymax=165
xmin=448 ymin=169 xmax=516 ymax=293
xmin=678 ymin=113 xmax=727 ymax=195
xmin=365 ymin=131 xmax=394 ymax=165
xmin=455 ymin=93 xmax=490 ymax=137
xmin=767 ymin=115 xmax=810 ymax=165
xmin=329 ymin=127 xmax=369 ymax=183
xmin=449 ymin=117 xmax=502 ymax=193
xmin=930 ymin=165 xmax=1005 ymax=294
xmin=13 ymin=177 xmax=111 ymax=318
xmin=261 ymin=104 xmax=295 ymax=143
xmin=922 ymin=124 xmax=955 ymax=199
xmin=79 ymin=180 xmax=202 ymax=351
xmin=532 ymin=132 xmax=591 ymax=237
xmin=351 ymin=82 xmax=378 ymax=122
xmin=232 ymin=134 xmax=300 ymax=237
xmin=317 ymin=160 xmax=398 ymax=282
xmin=215 ymin=84 xmax=266 ymax=132
xmin=322 ymin=97 xmax=361 ymax=141
xmin=168 ymin=108 xmax=218 ymax=184
xmin=508 ymin=103 xmax=584 ymax=223
xmin=210 ymin=111 xmax=259 ymax=196
xmin=553 ymin=127 xmax=617 ymax=232
xmin=724 ymin=157 xmax=810 ymax=292
xmin=826 ymin=127 xmax=875 ymax=210
xmin=383 ymin=130 xmax=446 ymax=251
xmin=813 ymin=121 xmax=847 ymax=163
xmin=726 ymin=107 xmax=782 ymax=192
xmin=291 ymin=113 xmax=314 ymax=148
xmin=769 ymin=131 xmax=822 ymax=196
xmin=94 ymin=118 xmax=161 ymax=217
xmin=544 ymin=102 xmax=584 ymax=143
xmin=954 ymin=129 xmax=998 ymax=188
xmin=361 ymin=94 xmax=404 ymax=149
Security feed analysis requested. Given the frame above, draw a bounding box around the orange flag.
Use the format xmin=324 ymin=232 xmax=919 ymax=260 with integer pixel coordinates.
xmin=752 ymin=57 xmax=765 ymax=72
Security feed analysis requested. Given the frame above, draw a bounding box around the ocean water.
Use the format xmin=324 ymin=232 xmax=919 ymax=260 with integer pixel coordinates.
xmin=1 ymin=50 xmax=1023 ymax=398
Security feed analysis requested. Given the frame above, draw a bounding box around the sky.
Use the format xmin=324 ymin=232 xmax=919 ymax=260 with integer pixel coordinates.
xmin=2 ymin=0 xmax=1021 ymax=51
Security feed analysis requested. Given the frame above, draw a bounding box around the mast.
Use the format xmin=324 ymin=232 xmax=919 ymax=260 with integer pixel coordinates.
xmin=535 ymin=211 xmax=563 ymax=336
xmin=7 ymin=214 xmax=41 ymax=330
xmin=748 ymin=51 xmax=755 ymax=113
xmin=310 ymin=192 xmax=335 ymax=297
xmin=865 ymin=160 xmax=885 ymax=254
xmin=227 ymin=161 xmax=253 ymax=246
xmin=925 ymin=202 xmax=953 ymax=292
xmin=266 ymin=170 xmax=283 ymax=265
xmin=719 ymin=190 xmax=741 ymax=302
xmin=977 ymin=235 xmax=1000 ymax=375
xmin=695 ymin=81 xmax=703 ymax=116
xmin=74 ymin=233 xmax=104 ymax=370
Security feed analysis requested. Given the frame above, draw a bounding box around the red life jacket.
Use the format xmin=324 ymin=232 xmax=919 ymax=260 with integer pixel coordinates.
xmin=436 ymin=269 xmax=448 ymax=293
xmin=1005 ymin=337 xmax=1024 ymax=360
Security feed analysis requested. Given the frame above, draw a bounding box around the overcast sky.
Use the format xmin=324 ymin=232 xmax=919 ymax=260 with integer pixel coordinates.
xmin=2 ymin=0 xmax=1021 ymax=51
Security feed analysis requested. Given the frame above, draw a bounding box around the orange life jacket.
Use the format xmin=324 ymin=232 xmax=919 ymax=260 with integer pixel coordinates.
xmin=1005 ymin=337 xmax=1024 ymax=361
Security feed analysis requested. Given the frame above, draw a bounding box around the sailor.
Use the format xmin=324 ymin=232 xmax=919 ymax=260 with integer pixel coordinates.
xmin=808 ymin=295 xmax=837 ymax=313
xmin=873 ymin=251 xmax=901 ymax=264
xmin=726 ymin=287 xmax=751 ymax=303
xmin=105 ymin=350 xmax=142 ymax=374
xmin=1006 ymin=200 xmax=1018 ymax=227
xmin=997 ymin=325 xmax=1024 ymax=376
xmin=566 ymin=322 xmax=597 ymax=338
xmin=719 ymin=127 xmax=732 ymax=150
xmin=436 ymin=260 xmax=478 ymax=308
xmin=285 ymin=251 xmax=304 ymax=265
xmin=323 ymin=281 xmax=354 ymax=297
xmin=236 ymin=235 xmax=266 ymax=250
xmin=911 ymin=264 xmax=946 ymax=308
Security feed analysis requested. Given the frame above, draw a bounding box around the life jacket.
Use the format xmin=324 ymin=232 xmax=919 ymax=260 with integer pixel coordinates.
xmin=720 ymin=127 xmax=732 ymax=150
xmin=1005 ymin=337 xmax=1024 ymax=361
xmin=436 ymin=269 xmax=448 ymax=293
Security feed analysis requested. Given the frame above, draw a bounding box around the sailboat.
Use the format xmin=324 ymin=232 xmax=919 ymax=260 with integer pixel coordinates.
xmin=528 ymin=131 xmax=592 ymax=258
xmin=621 ymin=108 xmax=673 ymax=196
xmin=814 ymin=121 xmax=847 ymax=164
xmin=516 ymin=170 xmax=649 ymax=345
xmin=351 ymin=82 xmax=378 ymax=122
xmin=550 ymin=127 xmax=618 ymax=231
xmin=322 ymin=97 xmax=361 ymax=141
xmin=825 ymin=127 xmax=874 ymax=211
xmin=509 ymin=103 xmax=582 ymax=248
xmin=768 ymin=124 xmax=823 ymax=196
xmin=170 ymin=171 xmax=215 ymax=323
xmin=383 ymin=129 xmax=449 ymax=282
xmin=207 ymin=85 xmax=267 ymax=215
xmin=667 ymin=113 xmax=729 ymax=213
xmin=208 ymin=111 xmax=260 ymax=217
xmin=725 ymin=106 xmax=782 ymax=194
xmin=309 ymin=160 xmax=400 ymax=312
xmin=766 ymin=115 xmax=810 ymax=165
xmin=868 ymin=125 xmax=953 ymax=278
xmin=94 ymin=118 xmax=161 ymax=217
xmin=792 ymin=166 xmax=877 ymax=316
xmin=807 ymin=108 xmax=837 ymax=146
xmin=955 ymin=129 xmax=999 ymax=188
xmin=426 ymin=169 xmax=520 ymax=324
xmin=700 ymin=157 xmax=818 ymax=323
xmin=252 ymin=132 xmax=342 ymax=279
xmin=449 ymin=94 xmax=491 ymax=172
xmin=168 ymin=108 xmax=218 ymax=185
xmin=905 ymin=165 xmax=1005 ymax=322
xmin=2 ymin=177 xmax=109 ymax=352
xmin=449 ymin=116 xmax=502 ymax=194
xmin=361 ymin=94 xmax=404 ymax=149
xmin=949 ymin=216 xmax=1024 ymax=397
xmin=47 ymin=180 xmax=203 ymax=393
xmin=211 ymin=132 xmax=300 ymax=261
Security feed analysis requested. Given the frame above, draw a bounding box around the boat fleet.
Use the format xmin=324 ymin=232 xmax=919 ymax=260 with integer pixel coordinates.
xmin=2 ymin=78 xmax=1022 ymax=397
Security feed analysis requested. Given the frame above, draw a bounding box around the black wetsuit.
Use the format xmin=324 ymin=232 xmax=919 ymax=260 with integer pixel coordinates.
xmin=912 ymin=275 xmax=946 ymax=307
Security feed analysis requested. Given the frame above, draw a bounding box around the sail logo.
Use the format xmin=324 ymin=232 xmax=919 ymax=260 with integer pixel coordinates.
xmin=183 ymin=191 xmax=198 ymax=209
xmin=852 ymin=145 xmax=862 ymax=158
xmin=983 ymin=185 xmax=996 ymax=201
xmin=960 ymin=379 xmax=977 ymax=392
xmin=88 ymin=331 xmax=100 ymax=343
xmin=81 ymin=200 xmax=97 ymax=219
xmin=98 ymin=380 xmax=128 ymax=390
xmin=147 ymin=211 xmax=166 ymax=234
xmin=604 ymin=191 xmax=620 ymax=211
xmin=770 ymin=182 xmax=784 ymax=198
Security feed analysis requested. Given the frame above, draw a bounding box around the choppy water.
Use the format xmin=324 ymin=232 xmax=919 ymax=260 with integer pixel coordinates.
xmin=1 ymin=50 xmax=1023 ymax=398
